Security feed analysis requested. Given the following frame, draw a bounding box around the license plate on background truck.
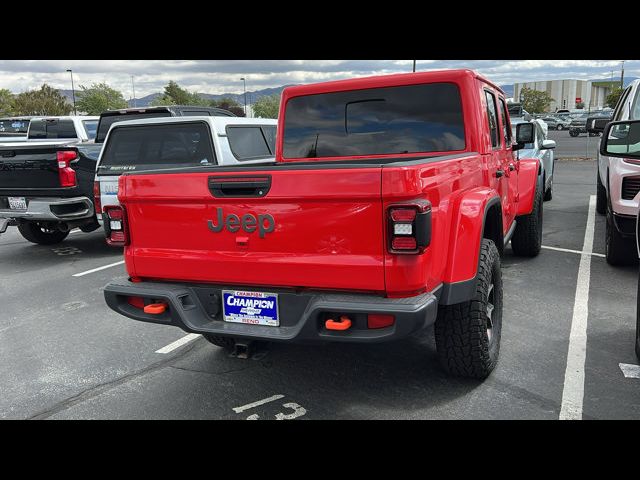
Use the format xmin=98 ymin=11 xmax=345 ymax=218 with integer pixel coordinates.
xmin=222 ymin=290 xmax=279 ymax=326
xmin=8 ymin=197 xmax=26 ymax=210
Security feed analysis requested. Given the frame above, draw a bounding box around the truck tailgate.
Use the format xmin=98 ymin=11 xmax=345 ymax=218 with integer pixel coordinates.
xmin=0 ymin=144 xmax=61 ymax=189
xmin=121 ymin=167 xmax=385 ymax=292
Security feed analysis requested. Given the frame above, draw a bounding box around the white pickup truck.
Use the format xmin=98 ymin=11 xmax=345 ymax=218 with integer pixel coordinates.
xmin=593 ymin=79 xmax=640 ymax=265
xmin=94 ymin=116 xmax=278 ymax=233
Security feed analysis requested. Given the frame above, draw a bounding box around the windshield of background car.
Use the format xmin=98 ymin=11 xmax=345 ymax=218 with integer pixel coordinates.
xmin=83 ymin=120 xmax=98 ymax=140
xmin=283 ymin=82 xmax=465 ymax=158
xmin=95 ymin=111 xmax=172 ymax=143
xmin=0 ymin=119 xmax=29 ymax=135
xmin=631 ymin=90 xmax=640 ymax=120
xmin=98 ymin=122 xmax=215 ymax=175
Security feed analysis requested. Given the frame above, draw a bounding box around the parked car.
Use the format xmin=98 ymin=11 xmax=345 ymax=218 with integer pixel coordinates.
xmin=540 ymin=116 xmax=571 ymax=130
xmin=0 ymin=116 xmax=34 ymax=143
xmin=512 ymin=119 xmax=556 ymax=200
xmin=590 ymin=79 xmax=640 ymax=265
xmin=94 ymin=115 xmax=278 ymax=236
xmin=102 ymin=69 xmax=544 ymax=379
xmin=0 ymin=107 xmax=235 ymax=245
xmin=598 ymin=118 xmax=640 ymax=357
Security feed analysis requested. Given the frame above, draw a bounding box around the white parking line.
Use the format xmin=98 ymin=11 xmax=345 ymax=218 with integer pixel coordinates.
xmin=232 ymin=394 xmax=285 ymax=413
xmin=542 ymin=245 xmax=605 ymax=258
xmin=619 ymin=363 xmax=640 ymax=379
xmin=155 ymin=333 xmax=201 ymax=354
xmin=72 ymin=260 xmax=125 ymax=277
xmin=560 ymin=195 xmax=596 ymax=420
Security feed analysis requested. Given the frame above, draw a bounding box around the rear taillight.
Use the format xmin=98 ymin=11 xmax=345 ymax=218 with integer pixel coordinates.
xmin=387 ymin=202 xmax=431 ymax=254
xmin=93 ymin=181 xmax=102 ymax=216
xmin=104 ymin=205 xmax=129 ymax=247
xmin=56 ymin=150 xmax=77 ymax=187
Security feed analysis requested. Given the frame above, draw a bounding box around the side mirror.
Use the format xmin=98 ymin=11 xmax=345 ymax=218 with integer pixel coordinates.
xmin=586 ymin=117 xmax=610 ymax=134
xmin=600 ymin=120 xmax=640 ymax=159
xmin=513 ymin=123 xmax=534 ymax=150
xmin=541 ymin=139 xmax=556 ymax=150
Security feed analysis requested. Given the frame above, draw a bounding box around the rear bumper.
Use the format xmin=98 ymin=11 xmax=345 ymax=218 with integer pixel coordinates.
xmin=104 ymin=280 xmax=439 ymax=343
xmin=0 ymin=196 xmax=94 ymax=221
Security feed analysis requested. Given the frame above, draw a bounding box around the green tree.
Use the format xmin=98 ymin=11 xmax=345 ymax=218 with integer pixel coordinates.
xmin=606 ymin=87 xmax=623 ymax=108
xmin=252 ymin=94 xmax=280 ymax=119
xmin=76 ymin=82 xmax=128 ymax=115
xmin=0 ymin=88 xmax=14 ymax=116
xmin=521 ymin=87 xmax=554 ymax=114
xmin=151 ymin=80 xmax=208 ymax=107
xmin=12 ymin=84 xmax=72 ymax=116
xmin=210 ymin=97 xmax=245 ymax=117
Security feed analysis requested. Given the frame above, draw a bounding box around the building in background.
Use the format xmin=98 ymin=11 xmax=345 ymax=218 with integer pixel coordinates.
xmin=513 ymin=79 xmax=614 ymax=112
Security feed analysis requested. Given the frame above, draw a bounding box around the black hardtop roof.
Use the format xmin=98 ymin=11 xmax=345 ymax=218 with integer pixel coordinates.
xmin=100 ymin=105 xmax=236 ymax=117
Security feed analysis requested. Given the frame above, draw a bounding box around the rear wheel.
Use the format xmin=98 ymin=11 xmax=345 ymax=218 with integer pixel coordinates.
xmin=203 ymin=334 xmax=236 ymax=351
xmin=557 ymin=124 xmax=563 ymax=131
xmin=435 ymin=239 xmax=502 ymax=379
xmin=596 ymin=170 xmax=607 ymax=215
xmin=511 ymin=180 xmax=543 ymax=257
xmin=569 ymin=129 xmax=579 ymax=137
xmin=18 ymin=222 xmax=69 ymax=245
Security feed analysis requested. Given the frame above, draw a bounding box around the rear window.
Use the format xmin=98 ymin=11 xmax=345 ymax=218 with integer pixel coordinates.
xmin=83 ymin=120 xmax=98 ymax=140
xmin=0 ymin=119 xmax=29 ymax=135
xmin=28 ymin=119 xmax=77 ymax=139
xmin=226 ymin=125 xmax=276 ymax=160
xmin=283 ymin=82 xmax=465 ymax=159
xmin=98 ymin=122 xmax=215 ymax=174
xmin=95 ymin=111 xmax=172 ymax=143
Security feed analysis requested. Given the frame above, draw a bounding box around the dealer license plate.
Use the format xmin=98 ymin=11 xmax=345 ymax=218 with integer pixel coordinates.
xmin=8 ymin=197 xmax=27 ymax=210
xmin=222 ymin=290 xmax=279 ymax=326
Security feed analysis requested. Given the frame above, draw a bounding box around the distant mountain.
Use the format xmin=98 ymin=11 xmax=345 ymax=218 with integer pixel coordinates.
xmin=500 ymin=84 xmax=514 ymax=97
xmin=126 ymin=85 xmax=296 ymax=108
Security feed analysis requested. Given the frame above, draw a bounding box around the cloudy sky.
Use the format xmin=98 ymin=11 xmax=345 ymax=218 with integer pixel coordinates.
xmin=0 ymin=60 xmax=635 ymax=98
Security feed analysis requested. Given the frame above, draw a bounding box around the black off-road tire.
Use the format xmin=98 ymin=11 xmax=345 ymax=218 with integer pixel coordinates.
xmin=18 ymin=222 xmax=69 ymax=245
xmin=511 ymin=181 xmax=543 ymax=257
xmin=605 ymin=208 xmax=636 ymax=266
xmin=596 ymin=170 xmax=607 ymax=215
xmin=435 ymin=239 xmax=503 ymax=379
xmin=203 ymin=334 xmax=236 ymax=351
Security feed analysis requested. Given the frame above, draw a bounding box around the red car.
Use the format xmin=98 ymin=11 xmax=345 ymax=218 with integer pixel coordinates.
xmin=103 ymin=69 xmax=543 ymax=379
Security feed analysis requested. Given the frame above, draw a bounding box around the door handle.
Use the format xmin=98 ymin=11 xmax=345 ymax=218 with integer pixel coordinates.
xmin=496 ymin=170 xmax=504 ymax=178
xmin=509 ymin=163 xmax=516 ymax=171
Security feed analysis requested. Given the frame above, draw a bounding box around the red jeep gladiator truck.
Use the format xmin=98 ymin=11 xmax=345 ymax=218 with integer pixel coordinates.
xmin=103 ymin=70 xmax=543 ymax=378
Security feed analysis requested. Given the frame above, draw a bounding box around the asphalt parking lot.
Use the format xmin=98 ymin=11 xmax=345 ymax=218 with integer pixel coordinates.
xmin=547 ymin=129 xmax=600 ymax=159
xmin=1 ymin=160 xmax=638 ymax=419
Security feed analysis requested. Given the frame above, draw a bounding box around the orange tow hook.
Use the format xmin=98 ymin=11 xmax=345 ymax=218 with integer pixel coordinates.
xmin=144 ymin=303 xmax=167 ymax=315
xmin=325 ymin=315 xmax=352 ymax=331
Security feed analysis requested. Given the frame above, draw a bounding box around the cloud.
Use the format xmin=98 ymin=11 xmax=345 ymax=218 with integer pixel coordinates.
xmin=0 ymin=60 xmax=636 ymax=98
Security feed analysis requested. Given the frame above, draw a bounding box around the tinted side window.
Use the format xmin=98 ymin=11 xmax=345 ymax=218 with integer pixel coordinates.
xmin=261 ymin=125 xmax=276 ymax=153
xmin=283 ymin=82 xmax=465 ymax=158
xmin=182 ymin=111 xmax=212 ymax=117
xmin=485 ymin=91 xmax=498 ymax=148
xmin=227 ymin=126 xmax=272 ymax=160
xmin=99 ymin=122 xmax=215 ymax=173
xmin=498 ymin=98 xmax=512 ymax=145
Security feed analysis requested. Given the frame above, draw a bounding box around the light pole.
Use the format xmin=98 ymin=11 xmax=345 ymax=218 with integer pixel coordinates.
xmin=66 ymin=69 xmax=76 ymax=115
xmin=412 ymin=60 xmax=416 ymax=72
xmin=131 ymin=75 xmax=136 ymax=107
xmin=240 ymin=77 xmax=247 ymax=116
xmin=620 ymin=60 xmax=625 ymax=90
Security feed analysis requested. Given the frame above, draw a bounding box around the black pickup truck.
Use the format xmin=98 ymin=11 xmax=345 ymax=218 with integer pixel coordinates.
xmin=0 ymin=106 xmax=235 ymax=244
